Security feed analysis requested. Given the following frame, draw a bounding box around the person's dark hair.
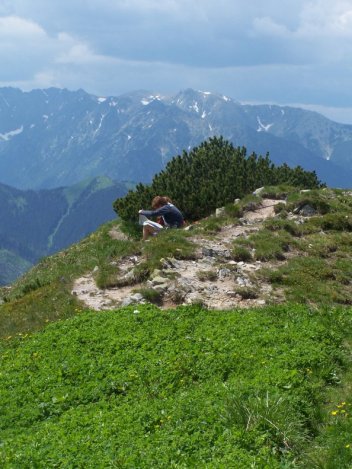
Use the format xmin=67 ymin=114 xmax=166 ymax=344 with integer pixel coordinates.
xmin=151 ymin=196 xmax=172 ymax=209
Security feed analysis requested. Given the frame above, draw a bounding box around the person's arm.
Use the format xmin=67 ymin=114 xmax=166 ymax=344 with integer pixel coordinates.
xmin=139 ymin=206 xmax=169 ymax=217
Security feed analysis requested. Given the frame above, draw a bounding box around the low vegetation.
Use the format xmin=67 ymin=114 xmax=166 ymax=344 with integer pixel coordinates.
xmin=1 ymin=304 xmax=351 ymax=468
xmin=0 ymin=183 xmax=352 ymax=467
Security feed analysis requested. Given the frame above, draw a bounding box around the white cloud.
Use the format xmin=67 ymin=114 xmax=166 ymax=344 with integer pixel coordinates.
xmin=0 ymin=16 xmax=46 ymax=37
xmin=0 ymin=1 xmax=352 ymax=122
xmin=251 ymin=16 xmax=291 ymax=37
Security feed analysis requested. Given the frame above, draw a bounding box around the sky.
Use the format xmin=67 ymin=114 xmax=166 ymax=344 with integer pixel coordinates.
xmin=1 ymin=0 xmax=352 ymax=123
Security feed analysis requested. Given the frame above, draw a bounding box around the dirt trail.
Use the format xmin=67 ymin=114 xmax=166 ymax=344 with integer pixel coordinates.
xmin=72 ymin=199 xmax=283 ymax=311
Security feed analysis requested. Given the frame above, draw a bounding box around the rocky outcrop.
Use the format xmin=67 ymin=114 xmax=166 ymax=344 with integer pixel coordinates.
xmin=72 ymin=198 xmax=288 ymax=310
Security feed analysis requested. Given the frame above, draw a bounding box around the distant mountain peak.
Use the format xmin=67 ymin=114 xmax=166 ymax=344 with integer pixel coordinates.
xmin=0 ymin=86 xmax=351 ymax=189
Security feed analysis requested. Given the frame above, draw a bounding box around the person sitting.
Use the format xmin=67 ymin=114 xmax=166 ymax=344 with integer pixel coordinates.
xmin=139 ymin=196 xmax=184 ymax=240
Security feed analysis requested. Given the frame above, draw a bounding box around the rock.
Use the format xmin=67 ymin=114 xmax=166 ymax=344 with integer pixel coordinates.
xmin=153 ymin=284 xmax=169 ymax=293
xmin=185 ymin=292 xmax=204 ymax=304
xmin=256 ymin=299 xmax=266 ymax=305
xmin=226 ymin=291 xmax=238 ymax=297
xmin=218 ymin=268 xmax=232 ymax=279
xmin=151 ymin=268 xmax=163 ymax=278
xmin=216 ymin=207 xmax=225 ymax=217
xmin=300 ymin=189 xmax=311 ymax=193
xmin=236 ymin=276 xmax=252 ymax=287
xmin=124 ymin=270 xmax=135 ymax=281
xmin=184 ymin=224 xmax=195 ymax=231
xmin=252 ymin=187 xmax=265 ymax=196
xmin=202 ymin=247 xmax=215 ymax=257
xmin=151 ymin=276 xmax=169 ymax=285
xmin=299 ymin=204 xmax=317 ymax=216
xmin=93 ymin=266 xmax=99 ymax=273
xmin=121 ymin=293 xmax=144 ymax=307
xmin=234 ymin=198 xmax=241 ymax=204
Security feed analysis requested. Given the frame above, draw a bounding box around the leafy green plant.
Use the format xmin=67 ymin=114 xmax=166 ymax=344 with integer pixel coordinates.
xmin=0 ymin=304 xmax=351 ymax=468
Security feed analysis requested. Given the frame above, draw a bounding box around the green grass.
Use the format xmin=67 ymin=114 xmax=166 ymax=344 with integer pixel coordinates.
xmin=1 ymin=304 xmax=351 ymax=468
xmin=1 ymin=186 xmax=352 ymax=467
xmin=134 ymin=228 xmax=195 ymax=280
xmin=234 ymin=229 xmax=294 ymax=262
xmin=0 ymin=221 xmax=138 ymax=338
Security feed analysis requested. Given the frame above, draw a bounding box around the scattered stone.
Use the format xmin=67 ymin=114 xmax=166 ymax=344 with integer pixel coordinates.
xmin=184 ymin=224 xmax=195 ymax=231
xmin=153 ymin=284 xmax=169 ymax=293
xmin=218 ymin=268 xmax=232 ymax=279
xmin=202 ymin=247 xmax=215 ymax=257
xmin=252 ymin=186 xmax=265 ymax=196
xmin=151 ymin=276 xmax=169 ymax=285
xmin=121 ymin=293 xmax=144 ymax=307
xmin=236 ymin=276 xmax=252 ymax=287
xmin=93 ymin=266 xmax=99 ymax=273
xmin=185 ymin=292 xmax=204 ymax=304
xmin=151 ymin=269 xmax=163 ymax=278
xmin=234 ymin=198 xmax=241 ymax=204
xmin=299 ymin=204 xmax=317 ymax=216
xmin=216 ymin=207 xmax=225 ymax=217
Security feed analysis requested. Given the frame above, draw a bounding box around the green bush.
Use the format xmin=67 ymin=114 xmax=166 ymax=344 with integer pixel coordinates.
xmin=232 ymin=245 xmax=252 ymax=262
xmin=114 ymin=137 xmax=322 ymax=222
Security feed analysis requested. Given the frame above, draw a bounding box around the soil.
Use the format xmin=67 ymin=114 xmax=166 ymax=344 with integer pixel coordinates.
xmin=72 ymin=199 xmax=286 ymax=311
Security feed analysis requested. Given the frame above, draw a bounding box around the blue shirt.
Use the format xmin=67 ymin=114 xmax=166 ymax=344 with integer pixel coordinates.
xmin=140 ymin=203 xmax=184 ymax=228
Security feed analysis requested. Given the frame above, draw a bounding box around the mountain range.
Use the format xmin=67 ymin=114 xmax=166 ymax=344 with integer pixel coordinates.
xmin=0 ymin=87 xmax=351 ymax=190
xmin=0 ymin=176 xmax=129 ymax=285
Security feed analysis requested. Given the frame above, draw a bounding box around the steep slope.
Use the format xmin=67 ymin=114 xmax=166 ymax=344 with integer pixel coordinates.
xmin=0 ymin=186 xmax=351 ymax=468
xmin=0 ymin=177 xmax=129 ymax=285
xmin=0 ymin=87 xmax=352 ymax=189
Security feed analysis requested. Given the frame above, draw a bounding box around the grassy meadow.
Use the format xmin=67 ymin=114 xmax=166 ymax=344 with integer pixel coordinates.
xmin=0 ymin=186 xmax=351 ymax=468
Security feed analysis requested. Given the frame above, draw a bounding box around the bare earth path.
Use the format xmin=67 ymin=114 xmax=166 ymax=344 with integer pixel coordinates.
xmin=72 ymin=199 xmax=283 ymax=311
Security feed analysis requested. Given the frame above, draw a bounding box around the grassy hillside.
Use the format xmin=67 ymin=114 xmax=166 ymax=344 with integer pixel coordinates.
xmin=0 ymin=177 xmax=131 ymax=286
xmin=0 ymin=186 xmax=351 ymax=468
xmin=0 ymin=249 xmax=31 ymax=286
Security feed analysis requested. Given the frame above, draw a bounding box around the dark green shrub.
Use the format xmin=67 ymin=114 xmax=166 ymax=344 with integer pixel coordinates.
xmin=233 ymin=245 xmax=252 ymax=262
xmin=114 ymin=137 xmax=322 ymax=222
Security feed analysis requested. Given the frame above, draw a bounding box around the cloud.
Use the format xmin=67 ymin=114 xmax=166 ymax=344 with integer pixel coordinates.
xmin=0 ymin=16 xmax=46 ymax=37
xmin=0 ymin=1 xmax=352 ymax=123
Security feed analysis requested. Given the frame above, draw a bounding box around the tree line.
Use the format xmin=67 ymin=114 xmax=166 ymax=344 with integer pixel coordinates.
xmin=113 ymin=137 xmax=323 ymax=221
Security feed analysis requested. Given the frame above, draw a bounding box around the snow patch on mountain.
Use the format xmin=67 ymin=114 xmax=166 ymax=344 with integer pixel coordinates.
xmin=190 ymin=102 xmax=200 ymax=113
xmin=141 ymin=95 xmax=162 ymax=106
xmin=257 ymin=116 xmax=273 ymax=132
